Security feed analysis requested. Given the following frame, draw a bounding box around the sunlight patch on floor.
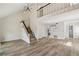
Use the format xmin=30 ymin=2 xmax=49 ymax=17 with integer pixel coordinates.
xmin=65 ymin=42 xmax=72 ymax=47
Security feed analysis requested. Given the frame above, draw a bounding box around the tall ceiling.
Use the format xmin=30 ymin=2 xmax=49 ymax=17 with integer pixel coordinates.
xmin=0 ymin=3 xmax=27 ymax=19
xmin=0 ymin=3 xmax=47 ymax=19
xmin=1 ymin=3 xmax=77 ymax=19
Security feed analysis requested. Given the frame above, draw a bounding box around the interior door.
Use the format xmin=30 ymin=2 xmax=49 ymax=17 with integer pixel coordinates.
xmin=69 ymin=25 xmax=73 ymax=38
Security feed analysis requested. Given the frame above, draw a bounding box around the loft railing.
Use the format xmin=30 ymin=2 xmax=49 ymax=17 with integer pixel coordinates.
xmin=37 ymin=3 xmax=79 ymax=17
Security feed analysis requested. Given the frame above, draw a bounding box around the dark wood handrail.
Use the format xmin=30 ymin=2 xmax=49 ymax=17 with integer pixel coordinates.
xmin=21 ymin=21 xmax=28 ymax=32
xmin=21 ymin=21 xmax=32 ymax=34
xmin=37 ymin=3 xmax=51 ymax=11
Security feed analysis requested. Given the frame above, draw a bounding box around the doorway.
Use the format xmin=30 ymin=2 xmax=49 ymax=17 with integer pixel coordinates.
xmin=69 ymin=25 xmax=73 ymax=38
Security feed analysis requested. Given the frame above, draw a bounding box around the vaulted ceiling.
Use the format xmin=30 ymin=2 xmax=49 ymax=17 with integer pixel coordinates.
xmin=0 ymin=3 xmax=78 ymax=19
xmin=0 ymin=3 xmax=47 ymax=19
xmin=0 ymin=3 xmax=27 ymax=19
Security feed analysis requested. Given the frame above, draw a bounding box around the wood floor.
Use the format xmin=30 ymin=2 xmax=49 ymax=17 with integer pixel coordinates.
xmin=0 ymin=38 xmax=79 ymax=56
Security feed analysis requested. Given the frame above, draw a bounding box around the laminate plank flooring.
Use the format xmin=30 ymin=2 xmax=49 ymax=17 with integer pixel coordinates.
xmin=0 ymin=38 xmax=79 ymax=56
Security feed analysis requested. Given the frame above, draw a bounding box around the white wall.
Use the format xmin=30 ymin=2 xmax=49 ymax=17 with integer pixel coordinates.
xmin=30 ymin=11 xmax=48 ymax=40
xmin=74 ymin=23 xmax=79 ymax=38
xmin=0 ymin=20 xmax=4 ymax=42
xmin=2 ymin=13 xmax=22 ymax=41
xmin=56 ymin=22 xmax=64 ymax=39
xmin=30 ymin=12 xmax=39 ymax=39
xmin=36 ymin=23 xmax=48 ymax=39
xmin=0 ymin=11 xmax=30 ymax=43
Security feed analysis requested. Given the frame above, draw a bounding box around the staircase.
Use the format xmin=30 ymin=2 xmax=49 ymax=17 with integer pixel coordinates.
xmin=26 ymin=27 xmax=37 ymax=44
xmin=21 ymin=21 xmax=37 ymax=44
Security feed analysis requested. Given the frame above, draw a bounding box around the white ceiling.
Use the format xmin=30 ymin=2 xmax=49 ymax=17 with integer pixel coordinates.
xmin=0 ymin=3 xmax=47 ymax=19
xmin=0 ymin=3 xmax=26 ymax=19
